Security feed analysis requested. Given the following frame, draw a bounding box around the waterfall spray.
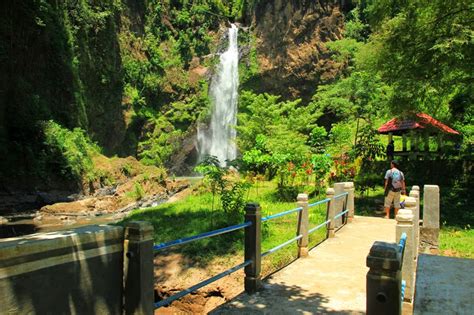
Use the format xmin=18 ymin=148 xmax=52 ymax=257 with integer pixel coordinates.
xmin=197 ymin=24 xmax=239 ymax=166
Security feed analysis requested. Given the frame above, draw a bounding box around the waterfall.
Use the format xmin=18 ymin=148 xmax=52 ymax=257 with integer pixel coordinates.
xmin=197 ymin=24 xmax=239 ymax=166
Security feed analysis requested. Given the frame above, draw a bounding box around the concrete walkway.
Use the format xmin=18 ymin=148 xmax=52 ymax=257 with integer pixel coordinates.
xmin=212 ymin=216 xmax=396 ymax=314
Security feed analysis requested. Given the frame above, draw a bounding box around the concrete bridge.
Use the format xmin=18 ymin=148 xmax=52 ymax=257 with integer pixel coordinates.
xmin=212 ymin=215 xmax=395 ymax=314
xmin=1 ymin=184 xmax=473 ymax=314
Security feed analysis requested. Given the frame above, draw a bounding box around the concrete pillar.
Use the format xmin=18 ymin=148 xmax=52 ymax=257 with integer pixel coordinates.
xmin=396 ymin=207 xmax=415 ymax=302
xmin=326 ymin=187 xmax=336 ymax=238
xmin=405 ymin=197 xmax=418 ymax=262
xmin=123 ymin=221 xmax=154 ymax=315
xmin=344 ymin=182 xmax=355 ymax=222
xmin=388 ymin=133 xmax=393 ymax=144
xmin=334 ymin=182 xmax=345 ymax=227
xmin=421 ymin=185 xmax=440 ymax=254
xmin=244 ymin=202 xmax=262 ymax=294
xmin=297 ymin=193 xmax=309 ymax=257
xmin=408 ymin=188 xmax=420 ymax=259
xmin=366 ymin=241 xmax=402 ymax=315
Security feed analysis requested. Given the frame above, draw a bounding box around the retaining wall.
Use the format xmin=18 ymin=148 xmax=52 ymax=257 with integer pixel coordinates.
xmin=0 ymin=225 xmax=124 ymax=314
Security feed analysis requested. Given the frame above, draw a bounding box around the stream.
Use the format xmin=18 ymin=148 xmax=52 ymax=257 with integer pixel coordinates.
xmin=0 ymin=177 xmax=201 ymax=239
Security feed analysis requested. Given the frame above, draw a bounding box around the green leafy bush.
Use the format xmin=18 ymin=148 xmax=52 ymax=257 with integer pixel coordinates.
xmin=42 ymin=120 xmax=99 ymax=180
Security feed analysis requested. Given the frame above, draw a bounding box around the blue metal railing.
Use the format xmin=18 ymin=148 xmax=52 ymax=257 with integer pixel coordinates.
xmin=262 ymin=234 xmax=303 ymax=257
xmin=153 ymin=221 xmax=252 ymax=309
xmin=308 ymin=220 xmax=331 ymax=234
xmin=401 ymin=280 xmax=406 ymax=302
xmin=399 ymin=232 xmax=408 ymax=304
xmin=153 ymin=221 xmax=251 ymax=251
xmin=262 ymin=207 xmax=302 ymax=222
xmin=334 ymin=192 xmax=348 ymax=200
xmin=153 ymin=192 xmax=349 ymax=308
xmin=308 ymin=198 xmax=330 ymax=208
xmin=333 ymin=192 xmax=349 ymax=230
xmin=261 ymin=196 xmax=334 ymax=258
xmin=154 ymin=259 xmax=252 ymax=308
xmin=398 ymin=232 xmax=407 ymax=259
xmin=334 ymin=209 xmax=349 ymax=220
xmin=261 ymin=205 xmax=303 ymax=257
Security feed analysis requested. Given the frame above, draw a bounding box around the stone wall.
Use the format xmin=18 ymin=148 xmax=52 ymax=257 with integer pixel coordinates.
xmin=0 ymin=225 xmax=125 ymax=314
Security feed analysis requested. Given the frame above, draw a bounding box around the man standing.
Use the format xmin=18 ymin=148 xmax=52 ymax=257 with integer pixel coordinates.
xmin=384 ymin=160 xmax=406 ymax=219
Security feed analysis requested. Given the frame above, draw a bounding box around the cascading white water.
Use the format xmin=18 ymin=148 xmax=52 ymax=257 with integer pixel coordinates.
xmin=197 ymin=24 xmax=239 ymax=166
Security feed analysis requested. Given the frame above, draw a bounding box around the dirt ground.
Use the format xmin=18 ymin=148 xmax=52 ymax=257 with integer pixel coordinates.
xmin=153 ymin=253 xmax=245 ymax=314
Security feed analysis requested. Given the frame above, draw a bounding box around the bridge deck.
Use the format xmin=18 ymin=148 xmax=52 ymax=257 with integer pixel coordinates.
xmin=212 ymin=216 xmax=396 ymax=314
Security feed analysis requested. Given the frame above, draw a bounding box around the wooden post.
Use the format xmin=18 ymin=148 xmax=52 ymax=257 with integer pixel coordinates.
xmin=123 ymin=221 xmax=154 ymax=315
xmin=244 ymin=202 xmax=262 ymax=294
xmin=297 ymin=193 xmax=309 ymax=257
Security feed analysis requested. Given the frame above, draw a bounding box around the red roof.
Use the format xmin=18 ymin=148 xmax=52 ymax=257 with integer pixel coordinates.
xmin=378 ymin=113 xmax=460 ymax=135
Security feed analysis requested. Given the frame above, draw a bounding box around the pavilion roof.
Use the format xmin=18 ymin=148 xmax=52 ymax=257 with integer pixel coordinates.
xmin=378 ymin=113 xmax=460 ymax=136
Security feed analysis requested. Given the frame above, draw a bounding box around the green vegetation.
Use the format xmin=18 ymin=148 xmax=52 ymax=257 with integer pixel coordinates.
xmin=440 ymin=228 xmax=474 ymax=259
xmin=42 ymin=120 xmax=99 ymax=181
xmin=0 ymin=0 xmax=259 ymax=188
xmin=1 ymin=0 xmax=471 ymax=259
xmin=120 ymin=179 xmax=328 ymax=274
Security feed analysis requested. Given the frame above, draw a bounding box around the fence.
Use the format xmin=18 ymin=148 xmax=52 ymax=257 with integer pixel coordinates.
xmin=0 ymin=182 xmax=354 ymax=315
xmin=366 ymin=184 xmax=439 ymax=315
xmin=152 ymin=183 xmax=353 ymax=311
xmin=366 ymin=232 xmax=407 ymax=315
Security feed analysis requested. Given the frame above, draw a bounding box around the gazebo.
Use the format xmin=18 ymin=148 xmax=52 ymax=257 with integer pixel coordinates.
xmin=378 ymin=113 xmax=460 ymax=159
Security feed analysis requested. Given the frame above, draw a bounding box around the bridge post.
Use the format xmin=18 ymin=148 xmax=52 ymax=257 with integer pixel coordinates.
xmin=344 ymin=182 xmax=355 ymax=222
xmin=421 ymin=185 xmax=440 ymax=254
xmin=366 ymin=241 xmax=402 ymax=315
xmin=297 ymin=193 xmax=309 ymax=257
xmin=123 ymin=221 xmax=154 ymax=315
xmin=334 ymin=183 xmax=345 ymax=227
xmin=409 ymin=186 xmax=420 ymax=259
xmin=326 ymin=187 xmax=336 ymax=238
xmin=396 ymin=204 xmax=415 ymax=302
xmin=244 ymin=202 xmax=262 ymax=294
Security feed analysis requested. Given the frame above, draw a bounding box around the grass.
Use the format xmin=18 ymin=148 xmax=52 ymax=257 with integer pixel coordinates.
xmin=440 ymin=227 xmax=474 ymax=258
xmin=119 ymin=180 xmax=329 ymax=276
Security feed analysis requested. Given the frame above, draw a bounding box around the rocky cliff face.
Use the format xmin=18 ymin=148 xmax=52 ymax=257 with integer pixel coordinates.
xmin=0 ymin=0 xmax=347 ymax=188
xmin=248 ymin=0 xmax=344 ymax=100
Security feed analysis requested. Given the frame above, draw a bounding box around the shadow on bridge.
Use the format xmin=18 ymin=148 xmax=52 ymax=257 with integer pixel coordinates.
xmin=210 ymin=281 xmax=364 ymax=314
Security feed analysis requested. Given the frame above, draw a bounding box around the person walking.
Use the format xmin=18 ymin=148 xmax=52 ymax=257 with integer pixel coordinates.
xmin=384 ymin=160 xmax=406 ymax=219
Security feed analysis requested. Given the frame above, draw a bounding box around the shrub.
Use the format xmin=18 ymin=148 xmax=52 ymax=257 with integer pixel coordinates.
xmin=41 ymin=120 xmax=99 ymax=180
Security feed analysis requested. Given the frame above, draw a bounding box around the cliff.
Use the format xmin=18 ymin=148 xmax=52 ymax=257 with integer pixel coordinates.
xmin=0 ymin=0 xmax=347 ymax=190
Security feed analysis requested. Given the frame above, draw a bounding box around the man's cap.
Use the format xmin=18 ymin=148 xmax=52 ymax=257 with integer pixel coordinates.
xmin=391 ymin=160 xmax=399 ymax=167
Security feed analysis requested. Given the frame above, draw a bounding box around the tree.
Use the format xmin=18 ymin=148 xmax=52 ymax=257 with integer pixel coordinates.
xmin=359 ymin=0 xmax=474 ymax=116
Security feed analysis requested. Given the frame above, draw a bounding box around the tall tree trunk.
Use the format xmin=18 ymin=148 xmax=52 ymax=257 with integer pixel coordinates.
xmin=354 ymin=117 xmax=360 ymax=146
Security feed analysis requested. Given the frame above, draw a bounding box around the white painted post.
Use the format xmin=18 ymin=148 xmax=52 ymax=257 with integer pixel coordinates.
xmin=396 ymin=205 xmax=415 ymax=302
xmin=421 ymin=185 xmax=440 ymax=254
xmin=409 ymin=186 xmax=420 ymax=259
xmin=297 ymin=193 xmax=309 ymax=258
xmin=326 ymin=187 xmax=336 ymax=238
xmin=344 ymin=182 xmax=355 ymax=222
xmin=334 ymin=182 xmax=345 ymax=227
